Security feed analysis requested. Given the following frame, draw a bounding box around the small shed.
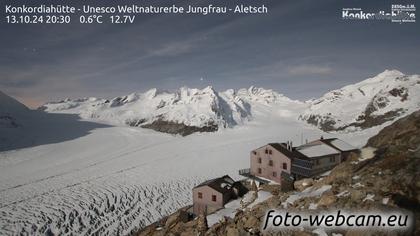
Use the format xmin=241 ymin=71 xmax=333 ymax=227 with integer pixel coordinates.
xmin=192 ymin=175 xmax=247 ymax=215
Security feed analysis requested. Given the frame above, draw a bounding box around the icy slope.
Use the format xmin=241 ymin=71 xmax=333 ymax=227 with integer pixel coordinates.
xmin=40 ymin=86 xmax=301 ymax=135
xmin=0 ymin=91 xmax=110 ymax=152
xmin=0 ymin=90 xmax=29 ymax=128
xmin=300 ymin=70 xmax=420 ymax=131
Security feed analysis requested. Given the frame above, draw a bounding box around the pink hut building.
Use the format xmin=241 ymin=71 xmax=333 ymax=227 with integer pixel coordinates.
xmin=249 ymin=143 xmax=294 ymax=183
xmin=192 ymin=175 xmax=247 ymax=215
xmin=240 ymin=138 xmax=359 ymax=184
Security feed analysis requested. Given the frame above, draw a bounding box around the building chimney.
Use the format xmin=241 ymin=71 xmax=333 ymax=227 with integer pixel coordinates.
xmin=290 ymin=141 xmax=293 ymax=150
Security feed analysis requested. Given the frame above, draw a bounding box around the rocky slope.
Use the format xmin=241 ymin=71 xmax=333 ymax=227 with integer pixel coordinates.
xmin=40 ymin=86 xmax=300 ymax=136
xmin=366 ymin=110 xmax=420 ymax=153
xmin=300 ymin=70 xmax=420 ymax=132
xmin=137 ymin=109 xmax=420 ymax=235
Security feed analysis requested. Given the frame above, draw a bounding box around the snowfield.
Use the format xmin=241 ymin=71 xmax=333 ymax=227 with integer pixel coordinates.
xmin=0 ymin=99 xmax=383 ymax=235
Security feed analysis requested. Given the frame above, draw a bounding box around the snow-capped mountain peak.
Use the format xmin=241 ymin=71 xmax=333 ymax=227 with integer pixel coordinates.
xmin=300 ymin=70 xmax=420 ymax=132
xmin=374 ymin=69 xmax=404 ymax=80
xmin=236 ymin=86 xmax=297 ymax=105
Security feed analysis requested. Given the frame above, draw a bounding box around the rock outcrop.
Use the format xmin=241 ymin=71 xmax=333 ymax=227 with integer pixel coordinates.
xmin=140 ymin=119 xmax=218 ymax=136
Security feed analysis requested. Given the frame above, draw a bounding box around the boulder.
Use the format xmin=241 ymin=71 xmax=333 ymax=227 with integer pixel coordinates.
xmin=294 ymin=178 xmax=314 ymax=191
xmin=250 ymin=180 xmax=258 ymax=191
xmin=292 ymin=231 xmax=314 ymax=236
xmin=350 ymin=189 xmax=365 ymax=203
xmin=196 ymin=214 xmax=208 ymax=233
xmin=345 ymin=229 xmax=377 ymax=236
xmin=180 ymin=232 xmax=196 ymax=236
xmin=320 ymin=158 xmax=356 ymax=186
xmin=225 ymin=226 xmax=240 ymax=236
xmin=317 ymin=191 xmax=337 ymax=207
xmin=243 ymin=215 xmax=259 ymax=229
xmin=165 ymin=212 xmax=180 ymax=228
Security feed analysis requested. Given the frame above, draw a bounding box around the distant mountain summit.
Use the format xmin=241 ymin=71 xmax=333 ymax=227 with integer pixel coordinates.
xmin=0 ymin=90 xmax=28 ymax=115
xmin=299 ymin=70 xmax=420 ymax=132
xmin=38 ymin=70 xmax=420 ymax=135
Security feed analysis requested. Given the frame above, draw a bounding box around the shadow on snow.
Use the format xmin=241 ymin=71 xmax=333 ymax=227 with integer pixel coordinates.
xmin=0 ymin=111 xmax=111 ymax=152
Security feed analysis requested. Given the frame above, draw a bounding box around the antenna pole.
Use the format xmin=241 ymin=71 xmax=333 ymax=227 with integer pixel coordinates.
xmin=301 ymin=132 xmax=303 ymax=145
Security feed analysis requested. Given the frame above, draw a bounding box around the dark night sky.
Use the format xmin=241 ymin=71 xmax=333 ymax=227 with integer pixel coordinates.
xmin=1 ymin=0 xmax=419 ymax=108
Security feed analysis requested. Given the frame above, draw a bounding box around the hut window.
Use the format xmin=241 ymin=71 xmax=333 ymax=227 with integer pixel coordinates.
xmin=198 ymin=192 xmax=203 ymax=199
xmin=257 ymin=168 xmax=262 ymax=174
xmin=265 ymin=149 xmax=268 ymax=154
xmin=212 ymin=195 xmax=217 ymax=202
xmin=252 ymin=151 xmax=257 ymax=155
xmin=268 ymin=150 xmax=272 ymax=155
xmin=258 ymin=158 xmax=262 ymax=164
xmin=269 ymin=160 xmax=273 ymax=166
xmin=283 ymin=163 xmax=287 ymax=170
xmin=273 ymin=171 xmax=277 ymax=177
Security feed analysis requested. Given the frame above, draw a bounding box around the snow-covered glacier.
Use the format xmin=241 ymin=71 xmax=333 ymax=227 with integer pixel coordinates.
xmin=0 ymin=88 xmax=314 ymax=235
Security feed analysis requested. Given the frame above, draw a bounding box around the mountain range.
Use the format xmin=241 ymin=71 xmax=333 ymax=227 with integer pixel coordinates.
xmin=2 ymin=69 xmax=419 ymax=136
xmin=39 ymin=86 xmax=300 ymax=136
